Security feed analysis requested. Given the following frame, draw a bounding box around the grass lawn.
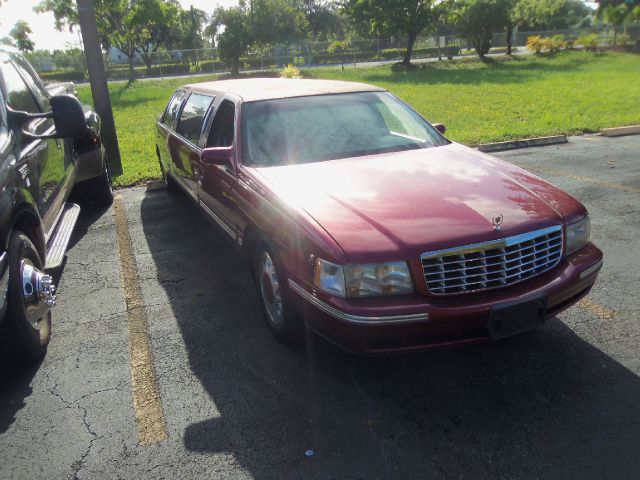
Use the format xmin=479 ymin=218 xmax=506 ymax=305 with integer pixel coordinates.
xmin=76 ymin=51 xmax=640 ymax=187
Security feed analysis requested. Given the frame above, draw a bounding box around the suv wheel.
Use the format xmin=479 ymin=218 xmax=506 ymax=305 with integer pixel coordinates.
xmin=1 ymin=231 xmax=55 ymax=361
xmin=254 ymin=240 xmax=303 ymax=345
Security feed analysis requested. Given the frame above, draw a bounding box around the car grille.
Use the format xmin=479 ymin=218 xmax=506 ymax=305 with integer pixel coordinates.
xmin=421 ymin=226 xmax=563 ymax=295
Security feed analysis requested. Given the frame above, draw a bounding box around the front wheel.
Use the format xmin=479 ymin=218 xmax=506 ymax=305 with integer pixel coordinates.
xmin=1 ymin=231 xmax=55 ymax=361
xmin=254 ymin=241 xmax=303 ymax=346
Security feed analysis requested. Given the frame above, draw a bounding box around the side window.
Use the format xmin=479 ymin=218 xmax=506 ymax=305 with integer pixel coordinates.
xmin=206 ymin=100 xmax=236 ymax=148
xmin=163 ymin=89 xmax=186 ymax=128
xmin=2 ymin=60 xmax=41 ymax=113
xmin=12 ymin=55 xmax=50 ymax=111
xmin=175 ymin=92 xmax=214 ymax=145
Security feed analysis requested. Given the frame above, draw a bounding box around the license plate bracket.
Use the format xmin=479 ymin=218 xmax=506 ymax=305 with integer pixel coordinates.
xmin=488 ymin=294 xmax=547 ymax=340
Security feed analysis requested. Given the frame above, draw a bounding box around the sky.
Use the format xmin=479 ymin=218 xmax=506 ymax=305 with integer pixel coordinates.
xmin=0 ymin=0 xmax=600 ymax=52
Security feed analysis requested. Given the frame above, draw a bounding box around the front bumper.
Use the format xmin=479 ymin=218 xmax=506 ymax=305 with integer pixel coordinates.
xmin=0 ymin=251 xmax=9 ymax=323
xmin=288 ymin=243 xmax=603 ymax=354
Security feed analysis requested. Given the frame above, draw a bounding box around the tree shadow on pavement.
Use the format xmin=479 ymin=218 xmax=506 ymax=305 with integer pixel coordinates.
xmin=140 ymin=190 xmax=640 ymax=480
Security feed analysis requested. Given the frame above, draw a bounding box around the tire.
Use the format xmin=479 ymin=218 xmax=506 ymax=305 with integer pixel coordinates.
xmin=75 ymin=150 xmax=114 ymax=207
xmin=1 ymin=231 xmax=53 ymax=361
xmin=254 ymin=240 xmax=303 ymax=346
xmin=158 ymin=151 xmax=178 ymax=193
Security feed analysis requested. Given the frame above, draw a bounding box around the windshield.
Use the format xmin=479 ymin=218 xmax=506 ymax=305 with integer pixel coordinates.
xmin=242 ymin=91 xmax=448 ymax=166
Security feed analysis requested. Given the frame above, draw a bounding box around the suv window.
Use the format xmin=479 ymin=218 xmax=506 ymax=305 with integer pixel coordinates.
xmin=12 ymin=55 xmax=50 ymax=111
xmin=1 ymin=59 xmax=40 ymax=113
xmin=163 ymin=89 xmax=186 ymax=128
xmin=207 ymin=100 xmax=235 ymax=148
xmin=175 ymin=92 xmax=213 ymax=145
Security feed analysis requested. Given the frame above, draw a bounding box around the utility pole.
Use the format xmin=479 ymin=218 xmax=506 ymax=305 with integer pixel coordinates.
xmin=76 ymin=0 xmax=123 ymax=176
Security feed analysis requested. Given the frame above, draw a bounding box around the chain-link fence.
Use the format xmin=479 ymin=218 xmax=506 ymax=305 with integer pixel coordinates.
xmin=31 ymin=25 xmax=640 ymax=84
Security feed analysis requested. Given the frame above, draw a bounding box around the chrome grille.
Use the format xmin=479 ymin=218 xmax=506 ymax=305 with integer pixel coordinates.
xmin=421 ymin=226 xmax=563 ymax=295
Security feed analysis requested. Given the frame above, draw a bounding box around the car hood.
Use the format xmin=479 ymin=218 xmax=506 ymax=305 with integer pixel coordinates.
xmin=253 ymin=143 xmax=582 ymax=263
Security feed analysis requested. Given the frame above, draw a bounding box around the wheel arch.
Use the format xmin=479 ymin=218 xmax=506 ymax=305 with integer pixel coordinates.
xmin=242 ymin=224 xmax=263 ymax=262
xmin=9 ymin=207 xmax=46 ymax=262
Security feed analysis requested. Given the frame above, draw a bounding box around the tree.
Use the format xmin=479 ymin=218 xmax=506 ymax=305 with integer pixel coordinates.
xmin=514 ymin=0 xmax=593 ymax=30
xmin=178 ymin=6 xmax=209 ymax=50
xmin=130 ymin=0 xmax=180 ymax=72
xmin=36 ymin=0 xmax=183 ymax=80
xmin=342 ymin=0 xmax=443 ymax=65
xmin=10 ymin=20 xmax=35 ymax=52
xmin=250 ymin=0 xmax=309 ymax=46
xmin=603 ymin=4 xmax=630 ymax=44
xmin=303 ymin=1 xmax=345 ymax=40
xmin=211 ymin=2 xmax=251 ymax=74
xmin=451 ymin=0 xmax=510 ymax=58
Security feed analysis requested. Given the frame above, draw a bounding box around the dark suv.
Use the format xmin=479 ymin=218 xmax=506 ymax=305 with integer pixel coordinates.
xmin=0 ymin=48 xmax=113 ymax=361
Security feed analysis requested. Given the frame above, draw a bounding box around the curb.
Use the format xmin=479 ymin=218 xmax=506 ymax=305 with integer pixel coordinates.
xmin=601 ymin=125 xmax=640 ymax=137
xmin=477 ymin=135 xmax=568 ymax=153
xmin=146 ymin=180 xmax=166 ymax=191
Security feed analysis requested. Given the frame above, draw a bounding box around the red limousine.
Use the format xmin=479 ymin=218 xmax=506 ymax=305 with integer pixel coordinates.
xmin=155 ymin=78 xmax=602 ymax=354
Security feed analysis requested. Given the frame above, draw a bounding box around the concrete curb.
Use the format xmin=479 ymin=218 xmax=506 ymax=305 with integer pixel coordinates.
xmin=601 ymin=125 xmax=640 ymax=137
xmin=146 ymin=180 xmax=166 ymax=191
xmin=477 ymin=135 xmax=568 ymax=153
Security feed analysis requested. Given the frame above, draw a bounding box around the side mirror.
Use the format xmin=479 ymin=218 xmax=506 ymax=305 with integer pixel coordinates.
xmin=50 ymin=94 xmax=89 ymax=138
xmin=6 ymin=94 xmax=88 ymax=140
xmin=433 ymin=123 xmax=446 ymax=135
xmin=201 ymin=146 xmax=234 ymax=169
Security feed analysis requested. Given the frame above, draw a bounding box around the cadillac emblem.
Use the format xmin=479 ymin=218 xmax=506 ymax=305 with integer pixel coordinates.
xmin=492 ymin=213 xmax=504 ymax=231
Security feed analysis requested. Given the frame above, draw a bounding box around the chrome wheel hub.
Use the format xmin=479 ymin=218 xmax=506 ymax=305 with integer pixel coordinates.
xmin=259 ymin=252 xmax=284 ymax=329
xmin=21 ymin=260 xmax=56 ymax=330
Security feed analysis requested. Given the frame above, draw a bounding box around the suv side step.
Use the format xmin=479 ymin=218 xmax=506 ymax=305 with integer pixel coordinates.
xmin=45 ymin=202 xmax=81 ymax=270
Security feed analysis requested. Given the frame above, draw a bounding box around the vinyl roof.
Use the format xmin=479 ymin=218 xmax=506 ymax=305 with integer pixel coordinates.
xmin=183 ymin=78 xmax=386 ymax=102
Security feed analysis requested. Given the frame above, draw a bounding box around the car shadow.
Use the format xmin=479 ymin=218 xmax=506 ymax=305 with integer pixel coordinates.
xmin=140 ymin=190 xmax=640 ymax=479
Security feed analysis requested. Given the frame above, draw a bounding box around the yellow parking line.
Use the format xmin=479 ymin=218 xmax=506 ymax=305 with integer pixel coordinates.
xmin=114 ymin=196 xmax=168 ymax=445
xmin=577 ymin=298 xmax=617 ymax=320
xmin=516 ymin=164 xmax=640 ymax=194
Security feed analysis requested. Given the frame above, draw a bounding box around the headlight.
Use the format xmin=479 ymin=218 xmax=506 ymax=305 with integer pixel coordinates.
xmin=313 ymin=259 xmax=345 ymax=297
xmin=313 ymin=259 xmax=414 ymax=298
xmin=566 ymin=215 xmax=591 ymax=255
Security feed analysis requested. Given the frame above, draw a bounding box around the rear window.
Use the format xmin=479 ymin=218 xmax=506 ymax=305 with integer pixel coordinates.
xmin=176 ymin=92 xmax=214 ymax=145
xmin=163 ymin=90 xmax=186 ymax=128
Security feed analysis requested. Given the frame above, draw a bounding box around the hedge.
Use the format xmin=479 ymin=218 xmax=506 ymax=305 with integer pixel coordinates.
xmin=378 ymin=46 xmax=461 ymax=60
xmin=39 ymin=70 xmax=86 ymax=83
xmin=36 ymin=45 xmax=464 ymax=82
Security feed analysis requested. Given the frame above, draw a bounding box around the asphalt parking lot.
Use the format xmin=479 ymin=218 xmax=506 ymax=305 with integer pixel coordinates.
xmin=0 ymin=134 xmax=639 ymax=479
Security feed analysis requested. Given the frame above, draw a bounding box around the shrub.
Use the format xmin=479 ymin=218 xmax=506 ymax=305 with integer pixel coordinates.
xmin=551 ymin=35 xmax=566 ymax=52
xmin=198 ymin=60 xmax=227 ymax=72
xmin=576 ymin=34 xmax=599 ymax=52
xmin=617 ymin=33 xmax=633 ymax=47
xmin=280 ymin=64 xmax=302 ymax=79
xmin=527 ymin=36 xmax=543 ymax=54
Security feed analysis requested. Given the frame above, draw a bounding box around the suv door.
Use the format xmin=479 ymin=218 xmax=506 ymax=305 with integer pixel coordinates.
xmin=1 ymin=55 xmax=70 ymax=235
